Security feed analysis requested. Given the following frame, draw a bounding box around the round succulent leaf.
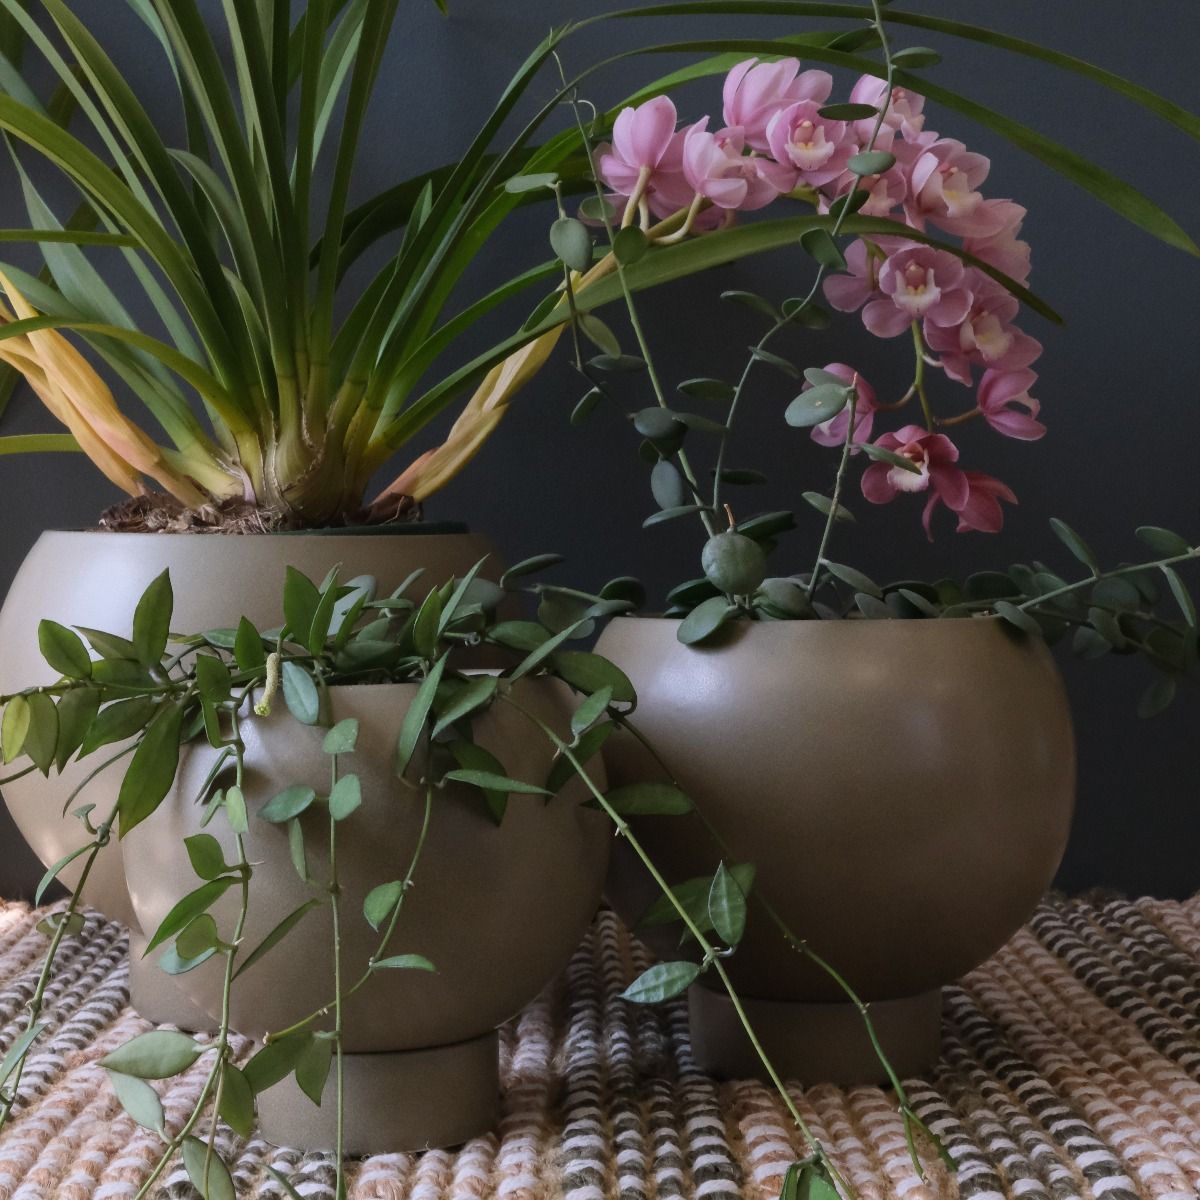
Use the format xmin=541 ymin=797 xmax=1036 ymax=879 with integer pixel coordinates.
xmin=799 ymin=227 xmax=846 ymax=271
xmin=633 ymin=408 xmax=685 ymax=441
xmin=1136 ymin=525 xmax=1191 ymax=556
xmin=677 ymin=596 xmax=737 ymax=645
xmin=702 ymin=532 xmax=767 ymax=595
xmin=785 ymin=384 xmax=851 ymax=428
xmin=651 ymin=459 xmax=688 ymax=510
xmin=504 ymin=172 xmax=558 ymax=193
xmin=892 ymin=45 xmax=942 ymax=67
xmin=550 ymin=216 xmax=593 ymax=272
xmin=847 ymin=149 xmax=896 ymax=176
xmin=612 ymin=225 xmax=648 ymax=264
xmin=1138 ymin=675 xmax=1177 ymax=719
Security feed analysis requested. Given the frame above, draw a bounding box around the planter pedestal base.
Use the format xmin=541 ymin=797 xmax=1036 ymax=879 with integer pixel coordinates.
xmin=257 ymin=1031 xmax=501 ymax=1154
xmin=688 ymin=985 xmax=943 ymax=1085
xmin=127 ymin=933 xmax=219 ymax=1032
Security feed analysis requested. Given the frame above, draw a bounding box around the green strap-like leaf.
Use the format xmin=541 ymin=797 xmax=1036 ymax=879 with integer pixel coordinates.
xmin=610 ymin=3 xmax=1200 ymax=143
xmin=0 ymin=433 xmax=81 ymax=455
xmin=607 ymin=34 xmax=1199 ymax=257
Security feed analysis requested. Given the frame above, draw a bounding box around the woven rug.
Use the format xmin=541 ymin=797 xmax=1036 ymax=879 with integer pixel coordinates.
xmin=1 ymin=895 xmax=1199 ymax=1200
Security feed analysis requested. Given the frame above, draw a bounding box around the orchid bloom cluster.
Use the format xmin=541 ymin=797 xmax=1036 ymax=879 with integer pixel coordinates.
xmin=593 ymin=59 xmax=1046 ymax=539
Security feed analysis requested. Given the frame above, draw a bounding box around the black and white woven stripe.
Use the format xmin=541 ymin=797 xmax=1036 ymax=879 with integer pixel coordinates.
xmin=0 ymin=893 xmax=1198 ymax=1199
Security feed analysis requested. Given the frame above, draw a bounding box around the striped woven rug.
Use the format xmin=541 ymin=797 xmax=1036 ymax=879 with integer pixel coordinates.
xmin=1 ymin=894 xmax=1199 ymax=1200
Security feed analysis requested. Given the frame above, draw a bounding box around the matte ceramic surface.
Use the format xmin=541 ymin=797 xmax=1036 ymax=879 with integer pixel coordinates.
xmin=0 ymin=528 xmax=506 ymax=926
xmin=256 ymin=1034 xmax=500 ymax=1155
xmin=123 ymin=680 xmax=610 ymax=1151
xmin=596 ymin=615 xmax=1075 ymax=1082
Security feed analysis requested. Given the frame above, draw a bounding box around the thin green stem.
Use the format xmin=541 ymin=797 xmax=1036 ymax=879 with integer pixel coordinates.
xmin=558 ymin=71 xmax=717 ymax=536
xmin=910 ymin=322 xmax=934 ymax=431
xmin=0 ymin=804 xmax=116 ymax=1131
xmin=1017 ymin=547 xmax=1200 ymax=611
xmin=133 ymin=732 xmax=253 ymax=1200
xmin=329 ymin=756 xmax=347 ymax=1200
xmin=712 ymin=0 xmax=898 ymax=535
xmin=264 ymin=783 xmax=435 ymax=1045
xmin=806 ymin=386 xmax=859 ymax=599
xmin=500 ymin=692 xmax=853 ymax=1198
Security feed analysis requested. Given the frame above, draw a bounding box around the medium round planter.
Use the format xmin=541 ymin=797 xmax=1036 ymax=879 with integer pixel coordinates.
xmin=122 ymin=679 xmax=609 ymax=1153
xmin=0 ymin=525 xmax=505 ymax=1025
xmin=595 ymin=614 xmax=1075 ymax=1084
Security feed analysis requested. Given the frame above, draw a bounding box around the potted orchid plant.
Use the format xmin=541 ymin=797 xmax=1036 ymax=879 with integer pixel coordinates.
xmin=505 ymin=13 xmax=1197 ymax=1090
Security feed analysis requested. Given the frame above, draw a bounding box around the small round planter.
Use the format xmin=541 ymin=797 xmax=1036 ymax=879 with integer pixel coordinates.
xmin=122 ymin=679 xmax=609 ymax=1153
xmin=595 ymin=614 xmax=1075 ymax=1084
xmin=0 ymin=525 xmax=505 ymax=1026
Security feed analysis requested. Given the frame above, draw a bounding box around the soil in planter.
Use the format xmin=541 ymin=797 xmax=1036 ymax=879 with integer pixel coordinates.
xmin=97 ymin=492 xmax=422 ymax=534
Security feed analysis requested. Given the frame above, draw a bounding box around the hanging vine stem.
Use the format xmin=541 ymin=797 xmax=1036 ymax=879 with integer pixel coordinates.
xmin=499 ymin=691 xmax=855 ymax=1199
xmin=133 ymin=718 xmax=254 ymax=1200
xmin=607 ymin=710 xmax=940 ymax=1175
xmin=264 ymin=783 xmax=435 ymax=1046
xmin=0 ymin=801 xmax=116 ymax=1133
xmin=329 ymin=750 xmax=348 ymax=1200
xmin=554 ymin=58 xmax=719 ymax=538
xmin=806 ymin=384 xmax=860 ymax=599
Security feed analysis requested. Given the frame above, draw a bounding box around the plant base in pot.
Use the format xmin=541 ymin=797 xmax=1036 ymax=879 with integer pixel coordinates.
xmin=596 ymin=614 xmax=1075 ymax=1085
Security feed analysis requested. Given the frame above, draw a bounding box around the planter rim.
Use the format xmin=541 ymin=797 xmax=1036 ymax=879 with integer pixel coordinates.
xmin=29 ymin=522 xmax=471 ymax=540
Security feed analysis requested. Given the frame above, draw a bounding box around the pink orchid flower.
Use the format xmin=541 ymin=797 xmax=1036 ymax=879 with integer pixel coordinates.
xmin=765 ymin=99 xmax=855 ymax=187
xmin=976 ymin=368 xmax=1046 ymax=440
xmin=964 ymin=200 xmax=1032 ymax=285
xmin=848 ymin=76 xmax=927 ymax=142
xmin=924 ymin=273 xmax=1042 ymax=382
xmin=681 ymin=123 xmax=794 ymax=211
xmin=905 ymin=139 xmax=1009 ymax=237
xmin=723 ymin=58 xmax=833 ymax=153
xmin=594 ymin=96 xmax=681 ymax=201
xmin=808 ymin=363 xmax=878 ymax=449
xmin=823 ymin=238 xmax=880 ymax=312
xmin=823 ymin=160 xmax=907 ymax=217
xmin=922 ymin=470 xmax=1017 ymax=538
xmin=863 ymin=244 xmax=974 ymax=338
xmin=861 ymin=426 xmax=968 ymax=515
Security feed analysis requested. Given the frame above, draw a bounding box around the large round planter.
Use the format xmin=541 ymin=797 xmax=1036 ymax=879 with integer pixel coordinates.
xmin=122 ymin=679 xmax=609 ymax=1153
xmin=0 ymin=525 xmax=505 ymax=1025
xmin=595 ymin=614 xmax=1075 ymax=1084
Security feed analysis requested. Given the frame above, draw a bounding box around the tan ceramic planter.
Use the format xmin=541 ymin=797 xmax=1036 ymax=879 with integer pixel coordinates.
xmin=122 ymin=680 xmax=609 ymax=1153
xmin=0 ymin=526 xmax=506 ymax=1025
xmin=595 ymin=614 xmax=1075 ymax=1083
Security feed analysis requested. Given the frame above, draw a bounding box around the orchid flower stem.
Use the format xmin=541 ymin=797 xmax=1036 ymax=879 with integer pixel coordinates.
xmin=911 ymin=323 xmax=935 ymax=431
xmin=806 ymin=387 xmax=860 ymax=599
xmin=499 ymin=694 xmax=855 ymax=1200
xmin=557 ymin=73 xmax=718 ymax=537
xmin=712 ymin=0 xmax=898 ymax=535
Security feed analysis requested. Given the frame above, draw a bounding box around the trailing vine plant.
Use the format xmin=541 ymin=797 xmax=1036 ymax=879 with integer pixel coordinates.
xmin=0 ymin=557 xmax=891 ymax=1199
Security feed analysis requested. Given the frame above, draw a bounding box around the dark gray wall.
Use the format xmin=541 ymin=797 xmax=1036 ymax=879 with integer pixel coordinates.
xmin=2 ymin=2 xmax=1197 ymax=899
